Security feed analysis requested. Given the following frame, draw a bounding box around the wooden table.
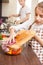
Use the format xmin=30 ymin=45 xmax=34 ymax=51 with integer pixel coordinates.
xmin=0 ymin=45 xmax=42 ymax=65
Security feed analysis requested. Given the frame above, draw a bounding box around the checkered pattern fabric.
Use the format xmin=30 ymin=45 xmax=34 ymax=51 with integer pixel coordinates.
xmin=29 ymin=23 xmax=43 ymax=65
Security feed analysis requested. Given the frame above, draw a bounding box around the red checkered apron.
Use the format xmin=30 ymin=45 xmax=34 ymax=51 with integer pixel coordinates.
xmin=29 ymin=23 xmax=43 ymax=65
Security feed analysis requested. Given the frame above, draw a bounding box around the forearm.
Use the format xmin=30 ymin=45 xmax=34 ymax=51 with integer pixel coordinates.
xmin=12 ymin=14 xmax=20 ymax=17
xmin=34 ymin=35 xmax=43 ymax=46
xmin=9 ymin=14 xmax=20 ymax=18
xmin=19 ymin=13 xmax=30 ymax=23
xmin=15 ymin=13 xmax=30 ymax=24
xmin=19 ymin=16 xmax=29 ymax=23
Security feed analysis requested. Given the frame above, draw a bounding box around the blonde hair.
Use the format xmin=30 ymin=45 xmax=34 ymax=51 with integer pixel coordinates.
xmin=35 ymin=2 xmax=43 ymax=13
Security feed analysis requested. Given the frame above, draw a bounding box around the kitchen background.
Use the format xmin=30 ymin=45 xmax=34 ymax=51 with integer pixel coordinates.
xmin=0 ymin=0 xmax=42 ymax=23
xmin=0 ymin=0 xmax=43 ymax=32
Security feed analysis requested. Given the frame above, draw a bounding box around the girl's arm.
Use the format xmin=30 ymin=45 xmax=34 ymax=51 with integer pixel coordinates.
xmin=34 ymin=35 xmax=43 ymax=46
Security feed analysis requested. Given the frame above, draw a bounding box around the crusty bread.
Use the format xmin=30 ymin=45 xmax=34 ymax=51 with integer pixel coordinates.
xmin=9 ymin=29 xmax=36 ymax=49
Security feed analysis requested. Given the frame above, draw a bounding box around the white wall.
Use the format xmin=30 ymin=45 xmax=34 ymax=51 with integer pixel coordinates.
xmin=31 ymin=0 xmax=38 ymax=23
xmin=2 ymin=0 xmax=17 ymax=17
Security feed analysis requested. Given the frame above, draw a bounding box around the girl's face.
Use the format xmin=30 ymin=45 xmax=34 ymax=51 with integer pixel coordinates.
xmin=35 ymin=7 xmax=43 ymax=24
xmin=18 ymin=0 xmax=25 ymax=7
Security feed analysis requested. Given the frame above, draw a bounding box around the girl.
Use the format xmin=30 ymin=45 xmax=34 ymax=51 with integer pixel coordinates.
xmin=29 ymin=2 xmax=43 ymax=65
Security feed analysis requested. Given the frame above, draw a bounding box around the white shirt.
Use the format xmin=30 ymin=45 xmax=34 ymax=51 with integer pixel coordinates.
xmin=19 ymin=6 xmax=30 ymax=19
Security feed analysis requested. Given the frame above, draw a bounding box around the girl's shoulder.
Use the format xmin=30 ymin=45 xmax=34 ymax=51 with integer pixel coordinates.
xmin=31 ymin=23 xmax=43 ymax=29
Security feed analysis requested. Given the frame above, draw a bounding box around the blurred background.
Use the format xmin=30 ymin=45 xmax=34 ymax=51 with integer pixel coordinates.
xmin=0 ymin=0 xmax=43 ymax=32
xmin=0 ymin=0 xmax=42 ymax=23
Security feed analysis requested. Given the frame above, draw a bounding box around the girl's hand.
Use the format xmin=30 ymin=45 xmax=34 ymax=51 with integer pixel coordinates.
xmin=8 ymin=32 xmax=17 ymax=43
xmin=15 ymin=20 xmax=20 ymax=25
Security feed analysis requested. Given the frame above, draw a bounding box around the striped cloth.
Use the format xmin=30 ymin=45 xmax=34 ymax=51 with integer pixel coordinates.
xmin=29 ymin=23 xmax=43 ymax=65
